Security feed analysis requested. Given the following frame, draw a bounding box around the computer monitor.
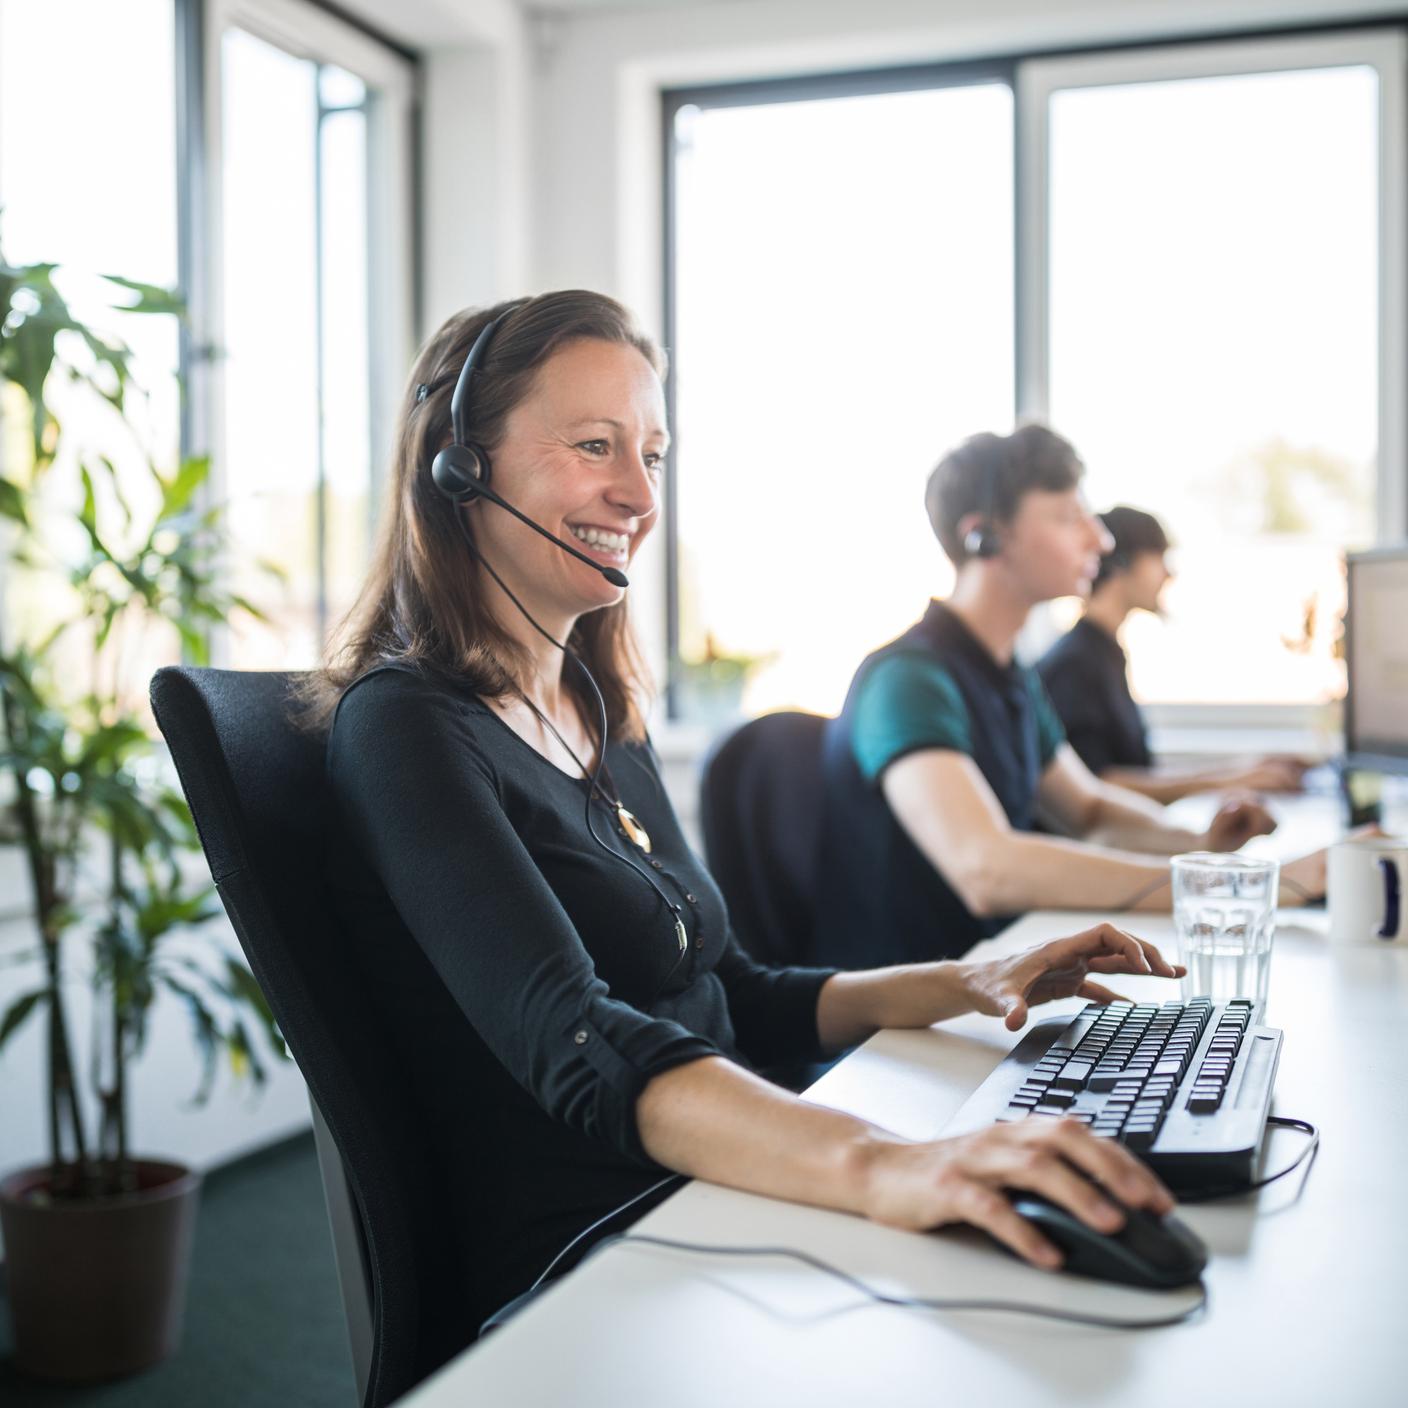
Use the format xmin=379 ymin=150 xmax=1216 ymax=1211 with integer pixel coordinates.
xmin=1344 ymin=545 xmax=1408 ymax=774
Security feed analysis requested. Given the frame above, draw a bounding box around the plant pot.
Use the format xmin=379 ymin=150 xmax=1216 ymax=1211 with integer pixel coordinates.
xmin=0 ymin=1159 xmax=201 ymax=1382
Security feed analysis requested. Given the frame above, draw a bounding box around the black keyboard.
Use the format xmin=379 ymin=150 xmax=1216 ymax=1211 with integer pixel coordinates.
xmin=943 ymin=998 xmax=1283 ymax=1192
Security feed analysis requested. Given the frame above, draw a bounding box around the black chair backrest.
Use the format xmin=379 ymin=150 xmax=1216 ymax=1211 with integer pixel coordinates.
xmin=149 ymin=667 xmax=452 ymax=1407
xmin=699 ymin=711 xmax=829 ymax=966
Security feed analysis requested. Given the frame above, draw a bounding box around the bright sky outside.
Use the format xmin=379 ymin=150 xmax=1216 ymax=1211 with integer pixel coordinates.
xmin=675 ymin=65 xmax=1378 ymax=717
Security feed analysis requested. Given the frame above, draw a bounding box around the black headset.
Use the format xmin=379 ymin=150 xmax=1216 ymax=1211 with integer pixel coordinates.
xmin=428 ymin=305 xmax=520 ymax=504
xmin=962 ymin=452 xmax=1004 ymax=559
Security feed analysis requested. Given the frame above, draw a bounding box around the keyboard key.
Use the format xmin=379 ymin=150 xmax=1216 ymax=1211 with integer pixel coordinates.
xmin=1187 ymin=1090 xmax=1223 ymax=1113
xmin=1087 ymin=1071 xmax=1126 ymax=1092
xmin=1032 ymin=1103 xmax=1071 ymax=1117
xmin=1041 ymin=1088 xmax=1076 ymax=1107
xmin=1053 ymin=1062 xmax=1094 ymax=1090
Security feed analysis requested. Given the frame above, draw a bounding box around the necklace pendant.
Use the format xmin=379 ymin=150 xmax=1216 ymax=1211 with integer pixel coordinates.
xmin=616 ymin=804 xmax=652 ymax=854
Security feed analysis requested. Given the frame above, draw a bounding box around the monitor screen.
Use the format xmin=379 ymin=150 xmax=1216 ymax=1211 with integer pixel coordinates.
xmin=1346 ymin=546 xmax=1408 ymax=762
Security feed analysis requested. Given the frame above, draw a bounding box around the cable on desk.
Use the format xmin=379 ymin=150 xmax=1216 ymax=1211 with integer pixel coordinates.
xmin=1176 ymin=1115 xmax=1320 ymax=1205
xmin=587 ymin=1233 xmax=1209 ymax=1331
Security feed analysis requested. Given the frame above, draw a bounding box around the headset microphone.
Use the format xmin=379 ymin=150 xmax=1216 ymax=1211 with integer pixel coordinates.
xmin=432 ymin=442 xmax=630 ymax=587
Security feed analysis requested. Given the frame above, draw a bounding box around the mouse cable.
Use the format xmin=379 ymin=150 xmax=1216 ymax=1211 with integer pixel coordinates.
xmin=583 ymin=1232 xmax=1209 ymax=1331
xmin=1175 ymin=1114 xmax=1320 ymax=1205
xmin=525 ymin=1173 xmax=688 ymax=1296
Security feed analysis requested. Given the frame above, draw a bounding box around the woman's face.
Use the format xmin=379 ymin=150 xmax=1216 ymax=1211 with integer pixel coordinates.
xmin=468 ymin=337 xmax=668 ymax=624
xmin=1126 ymin=549 xmax=1174 ymax=614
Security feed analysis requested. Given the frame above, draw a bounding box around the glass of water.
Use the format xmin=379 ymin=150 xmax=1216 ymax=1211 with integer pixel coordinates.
xmin=1170 ymin=853 xmax=1280 ymax=1009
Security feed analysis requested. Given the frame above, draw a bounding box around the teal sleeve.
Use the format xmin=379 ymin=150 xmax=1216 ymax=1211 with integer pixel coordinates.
xmin=1029 ymin=672 xmax=1067 ymax=768
xmin=849 ymin=653 xmax=972 ymax=782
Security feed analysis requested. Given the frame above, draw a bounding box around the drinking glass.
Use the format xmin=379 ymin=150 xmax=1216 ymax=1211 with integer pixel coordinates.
xmin=1170 ymin=853 xmax=1279 ymax=1009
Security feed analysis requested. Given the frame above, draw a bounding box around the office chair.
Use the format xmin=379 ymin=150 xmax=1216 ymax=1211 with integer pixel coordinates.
xmin=698 ymin=710 xmax=829 ymax=967
xmin=150 ymin=668 xmax=478 ymax=1408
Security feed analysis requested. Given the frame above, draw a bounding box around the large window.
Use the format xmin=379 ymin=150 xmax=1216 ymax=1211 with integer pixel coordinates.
xmin=0 ymin=0 xmax=180 ymax=690
xmin=669 ymin=75 xmax=1014 ymax=718
xmin=208 ymin=0 xmax=415 ymax=669
xmin=1030 ymin=35 xmax=1399 ymax=709
xmin=0 ymin=0 xmax=415 ymax=678
xmin=666 ymin=30 xmax=1406 ymax=724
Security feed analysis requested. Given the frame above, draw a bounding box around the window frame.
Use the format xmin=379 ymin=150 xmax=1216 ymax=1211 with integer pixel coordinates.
xmin=660 ymin=58 xmax=1018 ymax=718
xmin=182 ymin=0 xmax=418 ymax=665
xmin=661 ymin=23 xmax=1408 ymax=730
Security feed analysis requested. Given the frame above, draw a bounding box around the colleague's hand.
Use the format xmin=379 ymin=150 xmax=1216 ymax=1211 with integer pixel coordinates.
xmin=1202 ymin=796 xmax=1277 ymax=852
xmin=1279 ymin=847 xmax=1329 ymax=905
xmin=859 ymin=1117 xmax=1177 ymax=1268
xmin=960 ymin=923 xmax=1184 ymax=1032
xmin=1229 ymin=756 xmax=1314 ymax=794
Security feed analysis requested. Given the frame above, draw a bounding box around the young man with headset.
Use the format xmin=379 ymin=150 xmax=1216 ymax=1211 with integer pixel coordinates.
xmin=808 ymin=425 xmax=1328 ymax=971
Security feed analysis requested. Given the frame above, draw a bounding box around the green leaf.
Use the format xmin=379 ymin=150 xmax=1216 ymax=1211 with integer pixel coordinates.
xmin=0 ymin=476 xmax=28 ymax=526
xmin=174 ymin=617 xmax=210 ymax=666
xmin=159 ymin=456 xmax=210 ymax=519
xmin=0 ymin=988 xmax=46 ymax=1053
xmin=100 ymin=274 xmax=185 ymax=318
xmin=226 ymin=957 xmax=287 ymax=1060
xmin=161 ymin=975 xmax=220 ymax=1104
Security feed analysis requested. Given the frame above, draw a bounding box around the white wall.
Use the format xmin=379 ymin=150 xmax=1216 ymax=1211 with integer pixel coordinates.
xmin=527 ymin=0 xmax=1404 ymax=320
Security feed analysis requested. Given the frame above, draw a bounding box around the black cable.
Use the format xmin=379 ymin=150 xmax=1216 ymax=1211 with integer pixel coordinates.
xmin=1176 ymin=1115 xmax=1320 ymax=1204
xmin=456 ymin=514 xmax=691 ymax=1001
xmin=526 ymin=1173 xmax=686 ymax=1295
xmin=584 ymin=1233 xmax=1209 ymax=1330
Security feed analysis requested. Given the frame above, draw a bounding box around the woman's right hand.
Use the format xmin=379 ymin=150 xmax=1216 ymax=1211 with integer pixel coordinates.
xmin=857 ymin=1117 xmax=1176 ymax=1269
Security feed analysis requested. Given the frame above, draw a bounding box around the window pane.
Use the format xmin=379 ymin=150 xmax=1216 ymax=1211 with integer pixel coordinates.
xmin=0 ymin=0 xmax=179 ymax=701
xmin=1047 ymin=66 xmax=1378 ymax=705
xmin=672 ymin=84 xmax=1014 ymax=718
xmin=221 ymin=27 xmax=321 ymax=670
xmin=220 ymin=33 xmax=375 ymax=670
xmin=319 ymin=105 xmax=372 ymax=635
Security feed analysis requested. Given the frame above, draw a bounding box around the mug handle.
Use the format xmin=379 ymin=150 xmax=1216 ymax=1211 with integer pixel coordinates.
xmin=1377 ymin=857 xmax=1402 ymax=940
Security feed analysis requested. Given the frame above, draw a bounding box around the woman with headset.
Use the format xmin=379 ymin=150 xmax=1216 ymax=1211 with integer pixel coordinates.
xmin=305 ymin=291 xmax=1184 ymax=1335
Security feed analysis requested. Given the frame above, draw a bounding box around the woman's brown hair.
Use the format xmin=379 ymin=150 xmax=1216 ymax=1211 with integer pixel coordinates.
xmin=297 ymin=290 xmax=665 ymax=739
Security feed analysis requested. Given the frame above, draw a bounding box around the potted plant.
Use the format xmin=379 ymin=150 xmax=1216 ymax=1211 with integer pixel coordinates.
xmin=0 ymin=244 xmax=286 ymax=1381
xmin=675 ymin=632 xmax=775 ymax=730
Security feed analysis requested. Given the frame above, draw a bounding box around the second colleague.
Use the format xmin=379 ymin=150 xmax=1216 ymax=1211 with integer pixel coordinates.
xmin=807 ymin=426 xmax=1328 ymax=973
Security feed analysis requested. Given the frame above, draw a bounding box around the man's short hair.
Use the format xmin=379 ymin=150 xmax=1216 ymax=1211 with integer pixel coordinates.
xmin=924 ymin=423 xmax=1085 ymax=565
xmin=1094 ymin=505 xmax=1172 ymax=588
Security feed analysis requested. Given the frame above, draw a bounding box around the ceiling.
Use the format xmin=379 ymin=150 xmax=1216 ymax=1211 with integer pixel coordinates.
xmin=331 ymin=0 xmax=750 ymax=54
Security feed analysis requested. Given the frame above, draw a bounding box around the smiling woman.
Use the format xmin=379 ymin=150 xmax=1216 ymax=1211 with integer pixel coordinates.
xmin=304 ymin=290 xmax=1188 ymax=1346
xmin=298 ymin=291 xmax=664 ymax=747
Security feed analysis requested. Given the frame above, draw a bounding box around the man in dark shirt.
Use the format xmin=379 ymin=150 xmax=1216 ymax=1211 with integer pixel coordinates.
xmin=1040 ymin=506 xmax=1311 ymax=804
xmin=809 ymin=428 xmax=1325 ymax=972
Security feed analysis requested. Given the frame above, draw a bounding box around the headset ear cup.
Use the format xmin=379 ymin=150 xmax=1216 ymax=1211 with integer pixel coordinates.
xmin=431 ymin=443 xmax=490 ymax=502
xmin=964 ymin=524 xmax=1000 ymax=559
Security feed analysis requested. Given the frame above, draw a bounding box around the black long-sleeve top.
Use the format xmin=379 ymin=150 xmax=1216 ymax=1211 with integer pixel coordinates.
xmin=324 ymin=664 xmax=837 ymax=1326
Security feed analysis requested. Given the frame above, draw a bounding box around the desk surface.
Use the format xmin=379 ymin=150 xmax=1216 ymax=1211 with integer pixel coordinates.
xmin=400 ymin=803 xmax=1408 ymax=1408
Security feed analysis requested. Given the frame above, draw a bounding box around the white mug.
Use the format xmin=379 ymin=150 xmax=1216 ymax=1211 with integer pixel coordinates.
xmin=1327 ymin=836 xmax=1408 ymax=944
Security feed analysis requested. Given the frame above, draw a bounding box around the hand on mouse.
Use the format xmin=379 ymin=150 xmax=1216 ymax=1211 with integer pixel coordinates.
xmin=858 ymin=1117 xmax=1176 ymax=1269
xmin=960 ymin=923 xmax=1185 ymax=1031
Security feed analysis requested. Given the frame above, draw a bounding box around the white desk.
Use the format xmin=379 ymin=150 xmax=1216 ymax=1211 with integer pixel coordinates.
xmin=401 ymin=807 xmax=1408 ymax=1407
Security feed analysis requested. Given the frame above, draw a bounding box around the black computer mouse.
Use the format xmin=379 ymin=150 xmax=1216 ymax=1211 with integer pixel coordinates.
xmin=1005 ymin=1190 xmax=1208 ymax=1289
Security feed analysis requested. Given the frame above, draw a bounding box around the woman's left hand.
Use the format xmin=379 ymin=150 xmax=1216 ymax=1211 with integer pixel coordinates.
xmin=962 ymin=923 xmax=1185 ymax=1031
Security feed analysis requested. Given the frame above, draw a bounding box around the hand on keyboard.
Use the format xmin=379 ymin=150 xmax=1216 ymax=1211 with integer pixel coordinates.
xmin=961 ymin=923 xmax=1185 ymax=1031
xmin=860 ymin=1115 xmax=1176 ymax=1270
